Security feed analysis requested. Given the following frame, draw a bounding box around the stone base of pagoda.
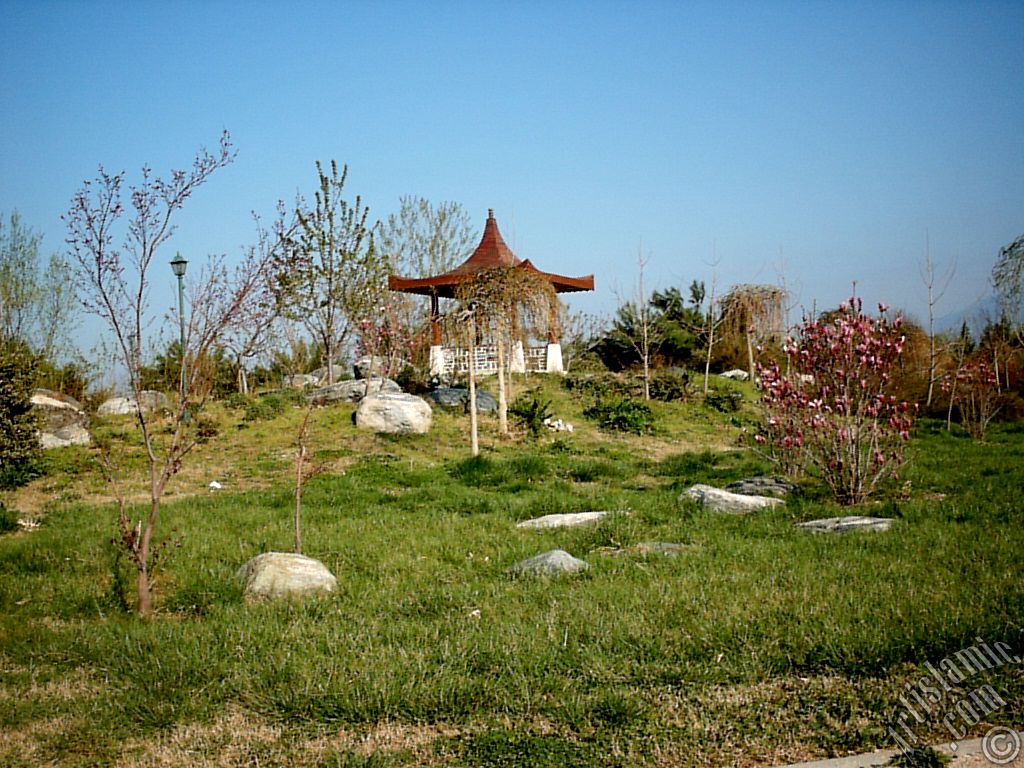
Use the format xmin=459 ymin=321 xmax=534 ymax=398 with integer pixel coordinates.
xmin=545 ymin=343 xmax=564 ymax=374
xmin=510 ymin=341 xmax=526 ymax=374
xmin=429 ymin=345 xmax=446 ymax=377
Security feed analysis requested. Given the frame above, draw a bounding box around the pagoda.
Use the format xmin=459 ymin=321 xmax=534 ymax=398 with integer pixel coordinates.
xmin=388 ymin=209 xmax=594 ymax=374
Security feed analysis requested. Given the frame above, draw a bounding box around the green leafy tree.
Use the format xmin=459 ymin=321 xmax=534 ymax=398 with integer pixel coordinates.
xmin=993 ymin=234 xmax=1024 ymax=341
xmin=0 ymin=210 xmax=79 ymax=373
xmin=378 ymin=197 xmax=478 ymax=369
xmin=274 ymin=162 xmax=383 ymax=384
xmin=594 ymin=282 xmax=707 ymax=375
xmin=0 ymin=339 xmax=42 ymax=489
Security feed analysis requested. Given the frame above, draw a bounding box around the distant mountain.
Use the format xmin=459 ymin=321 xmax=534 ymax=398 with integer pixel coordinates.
xmin=935 ymin=294 xmax=1000 ymax=335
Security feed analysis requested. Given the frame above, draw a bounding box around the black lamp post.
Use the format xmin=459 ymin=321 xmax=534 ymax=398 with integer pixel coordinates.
xmin=169 ymin=253 xmax=188 ymax=404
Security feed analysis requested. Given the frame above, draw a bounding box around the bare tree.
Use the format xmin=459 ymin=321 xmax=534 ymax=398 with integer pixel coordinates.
xmin=222 ymin=206 xmax=296 ymax=394
xmin=701 ymin=274 xmax=724 ymax=395
xmin=612 ymin=247 xmax=660 ymax=400
xmin=919 ymin=245 xmax=956 ymax=407
xmin=64 ymin=132 xmax=270 ymax=615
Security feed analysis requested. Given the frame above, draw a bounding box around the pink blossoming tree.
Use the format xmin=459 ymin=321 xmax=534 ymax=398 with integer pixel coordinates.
xmin=942 ymin=359 xmax=1000 ymax=440
xmin=756 ymin=297 xmax=915 ymax=505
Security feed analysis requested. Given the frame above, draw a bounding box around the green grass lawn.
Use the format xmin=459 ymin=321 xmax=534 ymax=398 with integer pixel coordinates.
xmin=1 ymin=378 xmax=1022 ymax=767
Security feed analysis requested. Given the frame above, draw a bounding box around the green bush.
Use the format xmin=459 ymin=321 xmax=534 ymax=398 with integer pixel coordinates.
xmin=648 ymin=369 xmax=691 ymax=402
xmin=583 ymin=397 xmax=655 ymax=434
xmin=705 ymin=389 xmax=743 ymax=413
xmin=0 ymin=339 xmax=42 ymax=489
xmin=508 ymin=391 xmax=553 ymax=437
xmin=241 ymin=390 xmax=304 ymax=422
xmin=0 ymin=502 xmax=19 ymax=534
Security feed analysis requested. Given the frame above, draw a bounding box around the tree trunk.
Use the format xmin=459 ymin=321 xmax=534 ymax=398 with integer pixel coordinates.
xmin=137 ymin=569 xmax=151 ymax=617
xmin=468 ymin=319 xmax=479 ymax=457
xmin=237 ymin=362 xmax=249 ymax=395
xmin=746 ymin=326 xmax=756 ymax=380
xmin=294 ymin=444 xmax=305 ymax=554
xmin=496 ymin=336 xmax=508 ymax=435
xmin=324 ymin=335 xmax=336 ymax=385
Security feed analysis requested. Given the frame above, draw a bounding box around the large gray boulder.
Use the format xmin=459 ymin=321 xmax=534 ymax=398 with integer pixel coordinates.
xmin=236 ymin=552 xmax=337 ymax=600
xmin=516 ymin=511 xmax=611 ymax=530
xmin=508 ymin=549 xmax=589 ymax=578
xmin=138 ymin=390 xmax=171 ymax=412
xmin=31 ymin=389 xmax=90 ymax=448
xmin=796 ymin=516 xmax=893 ymax=534
xmin=725 ymin=477 xmax=796 ymax=498
xmin=683 ymin=484 xmax=784 ymax=514
xmin=97 ymin=396 xmax=136 ymax=416
xmin=427 ymin=387 xmax=498 ymax=414
xmin=309 ymin=364 xmax=347 ymax=384
xmin=355 ymin=392 xmax=432 ymax=434
xmin=353 ymin=355 xmax=403 ymax=379
xmin=97 ymin=390 xmax=170 ymax=416
xmin=284 ymin=373 xmax=320 ymax=389
xmin=308 ymin=377 xmax=400 ymax=405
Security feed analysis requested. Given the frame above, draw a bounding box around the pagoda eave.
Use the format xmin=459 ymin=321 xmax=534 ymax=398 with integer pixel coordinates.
xmin=388 ymin=270 xmax=594 ymax=298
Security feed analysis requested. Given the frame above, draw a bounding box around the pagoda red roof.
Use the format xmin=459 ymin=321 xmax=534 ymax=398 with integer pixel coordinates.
xmin=388 ymin=210 xmax=595 ymax=298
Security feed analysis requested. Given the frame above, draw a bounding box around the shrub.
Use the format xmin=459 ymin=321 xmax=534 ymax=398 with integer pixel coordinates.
xmin=241 ymin=390 xmax=304 ymax=422
xmin=705 ymin=389 xmax=743 ymax=413
xmin=648 ymin=370 xmax=691 ymax=402
xmin=583 ymin=397 xmax=655 ymax=434
xmin=0 ymin=339 xmax=42 ymax=489
xmin=755 ymin=297 xmax=914 ymax=504
xmin=508 ymin=391 xmax=553 ymax=438
xmin=0 ymin=502 xmax=19 ymax=534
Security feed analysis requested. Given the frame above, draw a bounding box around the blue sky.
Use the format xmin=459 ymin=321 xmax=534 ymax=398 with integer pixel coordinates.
xmin=2 ymin=0 xmax=1022 ymax=352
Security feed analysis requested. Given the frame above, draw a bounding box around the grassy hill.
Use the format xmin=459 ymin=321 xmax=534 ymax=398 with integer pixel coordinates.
xmin=1 ymin=374 xmax=1022 ymax=767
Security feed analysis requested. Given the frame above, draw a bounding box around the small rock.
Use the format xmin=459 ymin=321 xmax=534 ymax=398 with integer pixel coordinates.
xmin=542 ymin=417 xmax=574 ymax=433
xmin=595 ymin=542 xmax=690 ymax=557
xmin=516 ymin=511 xmax=610 ymax=530
xmin=683 ymin=484 xmax=784 ymax=514
xmin=508 ymin=549 xmax=589 ymax=577
xmin=725 ymin=477 xmax=796 ymax=497
xmin=237 ymin=552 xmax=337 ymax=600
xmin=796 ymin=516 xmax=893 ymax=534
xmin=719 ymin=369 xmax=750 ymax=381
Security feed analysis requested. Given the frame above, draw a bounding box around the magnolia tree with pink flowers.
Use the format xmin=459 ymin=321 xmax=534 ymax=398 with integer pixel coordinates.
xmin=756 ymin=297 xmax=915 ymax=505
xmin=942 ymin=360 xmax=1000 ymax=440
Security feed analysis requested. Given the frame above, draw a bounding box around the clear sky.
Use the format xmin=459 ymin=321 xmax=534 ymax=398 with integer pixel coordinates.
xmin=2 ymin=0 xmax=1022 ymax=351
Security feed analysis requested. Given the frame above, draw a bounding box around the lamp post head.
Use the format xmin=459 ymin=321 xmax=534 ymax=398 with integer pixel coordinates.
xmin=170 ymin=253 xmax=188 ymax=278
